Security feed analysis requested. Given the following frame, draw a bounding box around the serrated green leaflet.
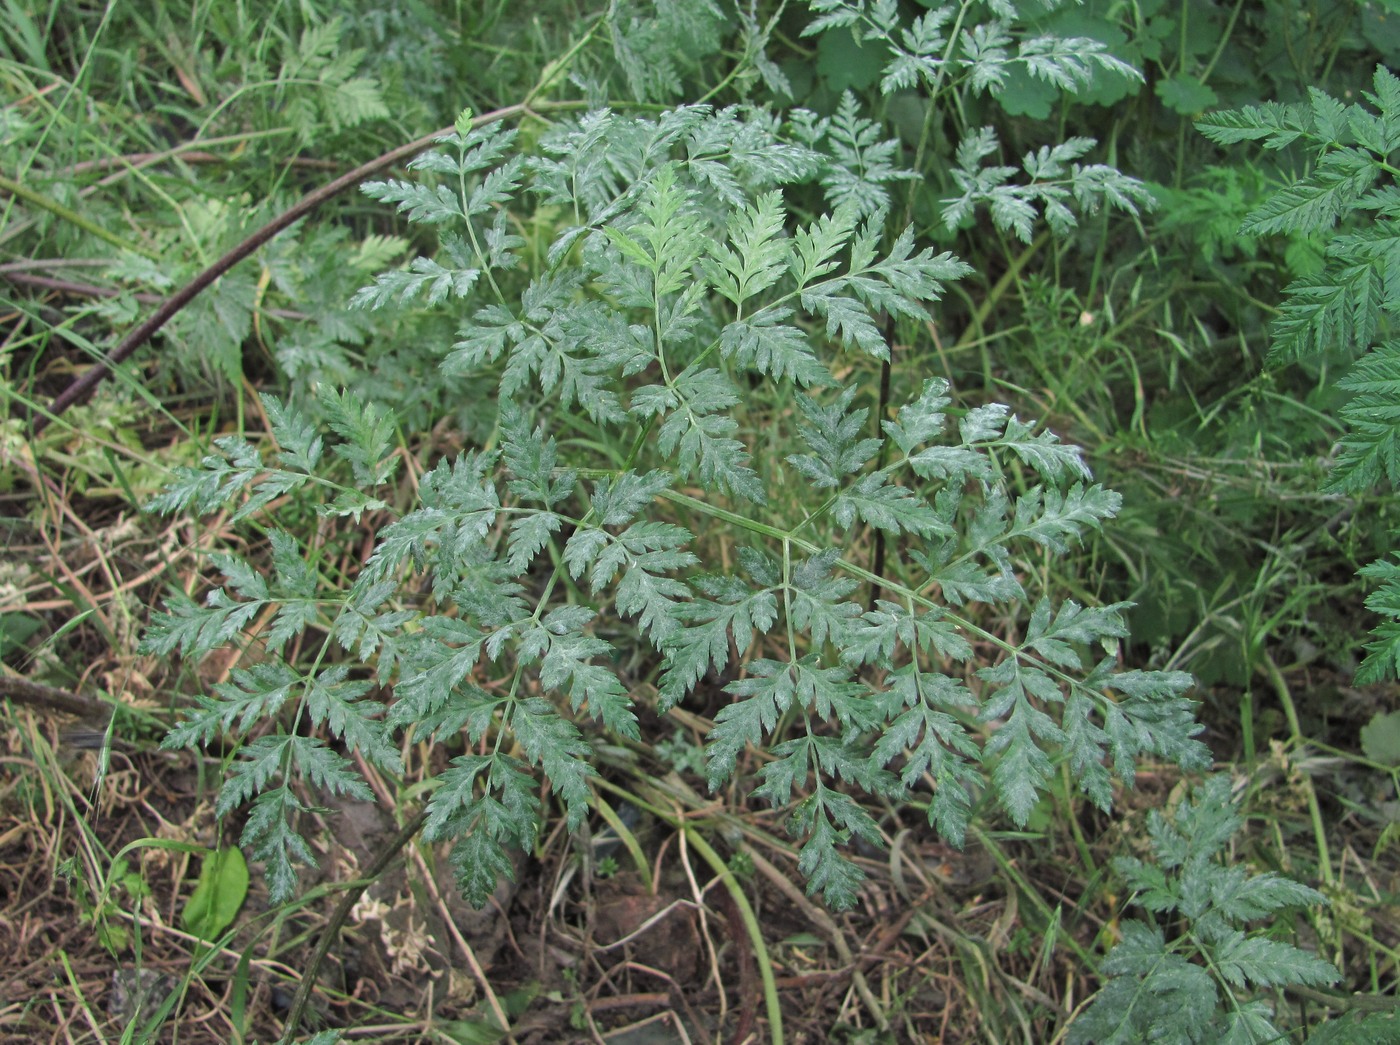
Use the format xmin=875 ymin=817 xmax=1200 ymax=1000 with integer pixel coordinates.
xmin=148 ymin=43 xmax=1210 ymax=919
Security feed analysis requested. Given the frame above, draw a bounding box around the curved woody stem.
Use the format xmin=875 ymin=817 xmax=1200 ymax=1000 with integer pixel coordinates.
xmin=31 ymin=100 xmax=586 ymax=433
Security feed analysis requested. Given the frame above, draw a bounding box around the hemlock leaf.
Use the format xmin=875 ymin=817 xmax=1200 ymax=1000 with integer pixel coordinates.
xmin=707 ymin=658 xmax=795 ymax=789
xmin=163 ymin=661 xmax=299 ymax=748
xmin=510 ymin=697 xmax=594 ymax=829
xmin=424 ymin=754 xmax=493 ymax=841
xmin=704 ymin=189 xmax=790 ymax=306
xmin=386 ymin=617 xmax=486 ymax=728
xmin=241 ymin=787 xmax=318 ymax=906
xmin=657 ymin=577 xmax=779 ymax=708
xmin=452 ymin=816 xmax=519 ymax=908
xmin=833 ymin=470 xmax=946 ymax=536
xmin=142 ymin=588 xmax=264 ymax=658
xmin=656 ymin=369 xmax=765 ymax=502
xmin=142 ymin=95 xmax=1216 ymax=919
xmin=536 ymin=626 xmax=639 ymax=739
xmin=302 ymin=665 xmax=401 ymax=773
xmin=790 ymin=786 xmax=881 ymax=910
xmin=786 ymin=387 xmax=880 ymax=486
xmin=719 ymin=309 xmax=829 ymax=386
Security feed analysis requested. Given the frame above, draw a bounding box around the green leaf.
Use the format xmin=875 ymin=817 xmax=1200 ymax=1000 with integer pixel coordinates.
xmin=656 ymin=369 xmax=765 ymax=503
xmin=813 ymin=92 xmax=917 ymax=217
xmin=719 ymin=310 xmax=829 ymax=386
xmin=1212 ymin=932 xmax=1339 ymax=989
xmin=785 ymin=388 xmax=880 ymax=488
xmin=790 ymin=786 xmax=880 ymax=910
xmin=425 ymin=754 xmax=493 ymax=841
xmin=707 ymin=658 xmax=795 ymax=789
xmin=1240 ymin=148 xmax=1378 ymax=237
xmin=318 ymin=385 xmax=398 ymax=487
xmin=387 ymin=617 xmax=487 ymax=729
xmin=1010 ymin=483 xmax=1122 ymax=552
xmin=163 ymin=661 xmax=298 ymax=748
xmin=1156 ymin=74 xmax=1219 ymax=116
xmin=657 ymin=575 xmax=779 ymax=709
xmin=788 ymin=550 xmax=862 ymax=648
xmin=350 ymin=254 xmax=481 ymax=309
xmin=182 ymin=847 xmax=249 ymax=942
xmin=833 ymin=470 xmax=946 ymax=536
xmin=1329 ymin=343 xmax=1400 ymax=493
xmin=510 ymin=698 xmax=594 ymax=829
xmin=704 ymin=189 xmax=790 ymax=307
xmin=144 ymin=436 xmax=264 ymax=517
xmin=870 ymin=675 xmax=981 ymax=845
xmin=452 ymin=818 xmax=519 ymax=909
xmin=1307 ymin=1011 xmax=1400 ymax=1045
xmin=303 ymin=665 xmax=402 ymax=774
xmin=1267 ymin=262 xmax=1382 ymax=364
xmin=1360 ymin=709 xmax=1400 ymax=765
xmin=262 ymin=394 xmax=323 ymax=473
xmin=143 ymin=587 xmax=265 ymax=660
xmin=536 ymin=626 xmax=639 ymax=739
xmin=240 ymin=787 xmax=318 ymax=906
xmin=1195 ymin=101 xmax=1311 ymax=149
xmin=884 ymin=377 xmax=953 ymax=454
xmin=360 ymin=179 xmax=462 ymax=225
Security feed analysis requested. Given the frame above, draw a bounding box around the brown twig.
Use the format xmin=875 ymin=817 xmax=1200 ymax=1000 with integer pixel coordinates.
xmin=0 ymin=676 xmax=112 ymax=720
xmin=0 ymin=271 xmax=307 ymax=320
xmin=32 ymin=101 xmax=577 ymax=433
xmin=278 ymin=807 xmax=429 ymax=1044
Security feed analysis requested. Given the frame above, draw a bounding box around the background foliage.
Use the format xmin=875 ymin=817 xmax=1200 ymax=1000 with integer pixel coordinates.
xmin=2 ymin=0 xmax=1398 ymax=1042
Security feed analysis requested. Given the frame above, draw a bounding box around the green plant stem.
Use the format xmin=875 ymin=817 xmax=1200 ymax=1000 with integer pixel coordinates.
xmin=678 ymin=828 xmax=784 ymax=1044
xmin=744 ymin=844 xmax=888 ymax=1032
xmin=1260 ymin=650 xmax=1334 ymax=887
xmin=1059 ymin=763 xmax=1097 ymax=875
xmin=971 ymin=824 xmax=1094 ymax=966
xmin=1287 ymin=983 xmax=1400 ymax=1013
xmin=591 ymin=775 xmax=782 ymax=1040
xmin=1240 ymin=687 xmax=1255 ymax=764
xmin=589 ymin=792 xmax=654 ymax=891
xmin=57 ymin=950 xmax=103 ymax=1038
xmin=953 ymin=229 xmax=1051 ymax=352
xmin=1198 ymin=0 xmax=1245 ymax=84
xmin=0 ymin=172 xmax=157 ymax=259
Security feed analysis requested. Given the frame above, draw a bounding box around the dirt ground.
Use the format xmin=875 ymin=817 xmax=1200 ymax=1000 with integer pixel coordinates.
xmin=0 ymin=696 xmax=1102 ymax=1044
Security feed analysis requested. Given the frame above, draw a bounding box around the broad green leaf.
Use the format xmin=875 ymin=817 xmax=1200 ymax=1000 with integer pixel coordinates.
xmin=182 ymin=847 xmax=249 ymax=942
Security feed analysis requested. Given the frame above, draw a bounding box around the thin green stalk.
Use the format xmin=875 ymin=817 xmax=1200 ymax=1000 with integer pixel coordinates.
xmin=1260 ymin=650 xmax=1334 ymax=886
xmin=680 ymin=828 xmax=783 ymax=1044
xmin=589 ymin=773 xmax=783 ymax=1041
xmin=589 ymin=792 xmax=654 ymax=892
xmin=1240 ymin=687 xmax=1256 ymax=764
xmin=971 ymin=824 xmax=1094 ymax=967
xmin=57 ymin=950 xmax=105 ymax=1043
xmin=1198 ymin=0 xmax=1246 ymax=84
xmin=1059 ymin=763 xmax=1097 ymax=875
xmin=953 ymin=229 xmax=1051 ymax=352
xmin=0 ymin=172 xmax=157 ymax=259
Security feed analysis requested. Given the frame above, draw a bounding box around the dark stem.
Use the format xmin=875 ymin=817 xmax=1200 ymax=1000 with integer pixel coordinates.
xmin=278 ymin=807 xmax=428 ymax=1043
xmin=1 ymin=270 xmax=306 ymax=319
xmin=32 ymin=101 xmax=574 ymax=433
xmin=0 ymin=675 xmax=114 ymax=720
